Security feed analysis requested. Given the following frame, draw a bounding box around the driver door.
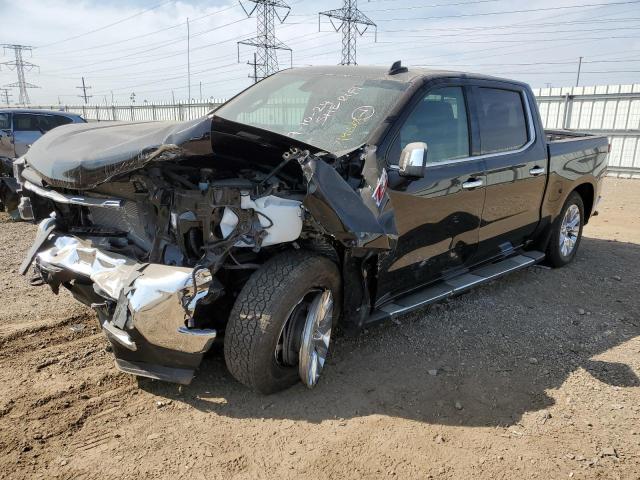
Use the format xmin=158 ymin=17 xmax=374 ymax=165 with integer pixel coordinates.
xmin=376 ymin=84 xmax=486 ymax=301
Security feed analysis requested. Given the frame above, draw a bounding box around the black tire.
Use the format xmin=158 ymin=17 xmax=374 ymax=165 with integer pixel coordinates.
xmin=546 ymin=191 xmax=584 ymax=268
xmin=224 ymin=251 xmax=341 ymax=394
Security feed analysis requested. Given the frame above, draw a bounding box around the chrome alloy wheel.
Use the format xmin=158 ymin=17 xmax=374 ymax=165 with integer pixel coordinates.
xmin=298 ymin=290 xmax=333 ymax=388
xmin=559 ymin=204 xmax=581 ymax=257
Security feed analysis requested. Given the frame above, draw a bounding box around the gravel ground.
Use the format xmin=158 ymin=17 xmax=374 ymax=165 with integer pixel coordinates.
xmin=0 ymin=177 xmax=639 ymax=480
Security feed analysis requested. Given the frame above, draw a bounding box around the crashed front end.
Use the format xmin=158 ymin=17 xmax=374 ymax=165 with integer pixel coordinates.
xmin=28 ymin=229 xmax=215 ymax=383
xmin=16 ymin=115 xmax=395 ymax=384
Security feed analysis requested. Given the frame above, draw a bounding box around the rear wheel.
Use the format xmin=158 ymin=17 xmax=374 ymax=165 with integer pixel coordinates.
xmin=224 ymin=251 xmax=341 ymax=394
xmin=547 ymin=191 xmax=584 ymax=267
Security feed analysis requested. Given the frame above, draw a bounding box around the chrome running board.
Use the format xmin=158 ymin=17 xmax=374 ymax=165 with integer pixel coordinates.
xmin=367 ymin=251 xmax=545 ymax=324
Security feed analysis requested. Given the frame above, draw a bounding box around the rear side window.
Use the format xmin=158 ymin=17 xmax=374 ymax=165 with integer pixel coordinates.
xmin=397 ymin=86 xmax=470 ymax=164
xmin=38 ymin=115 xmax=73 ymax=132
xmin=13 ymin=114 xmax=39 ymax=132
xmin=0 ymin=113 xmax=10 ymax=130
xmin=476 ymin=88 xmax=529 ymax=154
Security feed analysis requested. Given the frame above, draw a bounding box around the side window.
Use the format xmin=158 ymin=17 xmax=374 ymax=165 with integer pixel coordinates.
xmin=396 ymin=86 xmax=470 ymax=164
xmin=0 ymin=113 xmax=10 ymax=130
xmin=37 ymin=115 xmax=73 ymax=132
xmin=51 ymin=115 xmax=74 ymax=128
xmin=476 ymin=88 xmax=529 ymax=154
xmin=13 ymin=114 xmax=40 ymax=132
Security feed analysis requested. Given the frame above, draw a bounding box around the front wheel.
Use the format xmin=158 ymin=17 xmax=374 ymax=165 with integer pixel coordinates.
xmin=547 ymin=191 xmax=584 ymax=267
xmin=224 ymin=251 xmax=341 ymax=394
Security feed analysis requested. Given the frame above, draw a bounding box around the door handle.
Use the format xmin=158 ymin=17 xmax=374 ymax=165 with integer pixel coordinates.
xmin=462 ymin=178 xmax=484 ymax=189
xmin=529 ymin=166 xmax=546 ymax=176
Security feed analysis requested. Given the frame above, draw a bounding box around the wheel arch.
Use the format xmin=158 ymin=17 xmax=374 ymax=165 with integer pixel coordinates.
xmin=573 ymin=182 xmax=595 ymax=224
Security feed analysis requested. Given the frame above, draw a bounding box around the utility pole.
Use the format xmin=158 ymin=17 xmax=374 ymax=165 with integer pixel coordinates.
xmin=247 ymin=52 xmax=259 ymax=83
xmin=0 ymin=88 xmax=12 ymax=107
xmin=187 ymin=17 xmax=191 ymax=105
xmin=576 ymin=56 xmax=583 ymax=87
xmin=111 ymin=90 xmax=114 ymax=105
xmin=319 ymin=0 xmax=376 ymax=65
xmin=237 ymin=0 xmax=292 ymax=81
xmin=1 ymin=44 xmax=39 ymax=105
xmin=76 ymin=76 xmax=92 ymax=104
xmin=199 ymin=81 xmax=202 ymax=103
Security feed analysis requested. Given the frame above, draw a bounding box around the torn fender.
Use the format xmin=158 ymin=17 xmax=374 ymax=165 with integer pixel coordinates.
xmin=299 ymin=154 xmax=396 ymax=250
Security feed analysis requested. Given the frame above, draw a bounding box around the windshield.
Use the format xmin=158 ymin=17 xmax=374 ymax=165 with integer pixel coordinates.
xmin=215 ymin=70 xmax=409 ymax=153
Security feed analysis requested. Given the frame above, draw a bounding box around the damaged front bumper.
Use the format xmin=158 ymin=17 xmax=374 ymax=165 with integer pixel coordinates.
xmin=23 ymin=219 xmax=217 ymax=384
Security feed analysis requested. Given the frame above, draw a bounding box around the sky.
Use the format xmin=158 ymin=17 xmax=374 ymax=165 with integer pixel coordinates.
xmin=1 ymin=0 xmax=639 ymax=105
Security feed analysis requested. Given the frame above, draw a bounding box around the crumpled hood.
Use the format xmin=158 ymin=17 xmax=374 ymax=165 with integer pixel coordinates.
xmin=23 ymin=116 xmax=213 ymax=190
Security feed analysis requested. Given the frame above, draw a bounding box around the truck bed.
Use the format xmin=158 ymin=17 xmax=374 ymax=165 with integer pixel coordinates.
xmin=546 ymin=129 xmax=608 ymax=158
xmin=545 ymin=129 xmax=607 ymax=143
xmin=545 ymin=129 xmax=609 ymax=187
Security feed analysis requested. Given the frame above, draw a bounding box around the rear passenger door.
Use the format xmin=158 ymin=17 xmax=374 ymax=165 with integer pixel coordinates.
xmin=470 ymin=83 xmax=547 ymax=260
xmin=0 ymin=113 xmax=14 ymax=159
xmin=13 ymin=113 xmax=43 ymax=157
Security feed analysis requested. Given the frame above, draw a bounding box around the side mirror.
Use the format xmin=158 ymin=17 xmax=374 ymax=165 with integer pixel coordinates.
xmin=398 ymin=142 xmax=427 ymax=178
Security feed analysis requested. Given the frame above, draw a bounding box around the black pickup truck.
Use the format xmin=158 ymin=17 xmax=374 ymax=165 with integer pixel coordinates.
xmin=14 ymin=63 xmax=608 ymax=393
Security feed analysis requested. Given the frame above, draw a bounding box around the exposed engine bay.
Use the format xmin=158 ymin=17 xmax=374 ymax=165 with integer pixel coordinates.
xmin=15 ymin=115 xmax=395 ymax=384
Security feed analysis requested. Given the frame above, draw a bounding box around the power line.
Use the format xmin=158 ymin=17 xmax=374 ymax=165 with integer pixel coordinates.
xmin=44 ymin=16 xmax=251 ymax=76
xmin=237 ymin=0 xmax=292 ymax=81
xmin=363 ymin=0 xmax=504 ymax=12
xmin=1 ymin=44 xmax=39 ymax=105
xmin=38 ymin=0 xmax=176 ymax=49
xmin=41 ymin=4 xmax=240 ymax=56
xmin=375 ymin=0 xmax=640 ymax=22
xmin=380 ymin=16 xmax=640 ymax=33
xmin=319 ymin=0 xmax=377 ymax=65
xmin=378 ymin=24 xmax=640 ymax=40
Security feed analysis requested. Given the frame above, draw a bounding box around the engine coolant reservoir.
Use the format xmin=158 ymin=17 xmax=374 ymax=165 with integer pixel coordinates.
xmin=220 ymin=191 xmax=303 ymax=247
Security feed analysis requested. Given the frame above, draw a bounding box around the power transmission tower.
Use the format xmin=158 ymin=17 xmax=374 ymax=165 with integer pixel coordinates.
xmin=76 ymin=77 xmax=93 ymax=104
xmin=319 ymin=0 xmax=376 ymax=65
xmin=1 ymin=44 xmax=39 ymax=105
xmin=237 ymin=0 xmax=292 ymax=82
xmin=0 ymin=88 xmax=12 ymax=107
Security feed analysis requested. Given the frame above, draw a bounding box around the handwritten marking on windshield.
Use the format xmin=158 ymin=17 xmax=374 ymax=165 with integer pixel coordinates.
xmin=337 ymin=105 xmax=376 ymax=143
xmin=287 ymin=85 xmax=363 ymax=137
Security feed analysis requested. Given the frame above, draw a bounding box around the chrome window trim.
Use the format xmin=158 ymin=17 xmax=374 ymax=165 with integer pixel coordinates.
xmin=419 ymin=88 xmax=536 ymax=169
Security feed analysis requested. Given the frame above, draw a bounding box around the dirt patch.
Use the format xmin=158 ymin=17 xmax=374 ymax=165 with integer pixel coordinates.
xmin=0 ymin=178 xmax=639 ymax=479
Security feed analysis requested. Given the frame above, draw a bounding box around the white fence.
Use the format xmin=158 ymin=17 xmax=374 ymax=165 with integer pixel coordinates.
xmin=30 ymin=84 xmax=640 ymax=177
xmin=29 ymin=101 xmax=224 ymax=122
xmin=533 ymin=84 xmax=640 ymax=178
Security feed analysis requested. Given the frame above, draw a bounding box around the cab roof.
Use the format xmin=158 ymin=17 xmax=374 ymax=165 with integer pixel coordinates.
xmin=278 ymin=64 xmax=529 ymax=89
xmin=0 ymin=108 xmax=84 ymax=119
